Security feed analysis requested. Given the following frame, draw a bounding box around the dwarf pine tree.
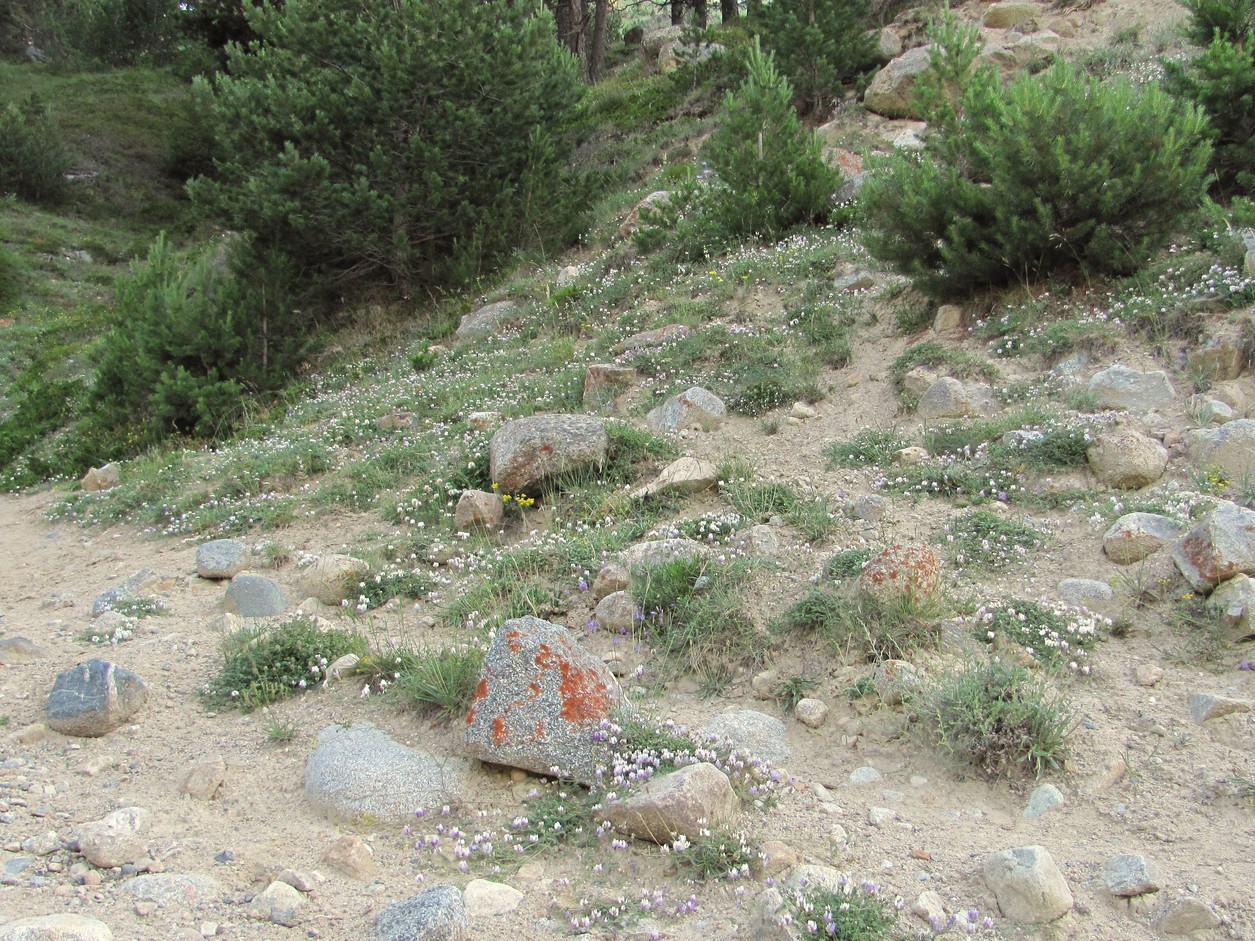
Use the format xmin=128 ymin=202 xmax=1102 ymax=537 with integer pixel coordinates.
xmin=759 ymin=0 xmax=878 ymax=115
xmin=190 ymin=0 xmax=582 ymax=292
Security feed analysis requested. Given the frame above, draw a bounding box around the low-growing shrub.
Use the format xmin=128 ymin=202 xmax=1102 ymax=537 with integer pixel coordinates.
xmin=863 ymin=16 xmax=1211 ymax=298
xmin=394 ymin=646 xmax=486 ymax=720
xmin=782 ymin=875 xmax=900 ymax=940
xmin=823 ymin=428 xmax=913 ymax=468
xmin=202 ymin=617 xmax=367 ymax=710
xmin=963 ymin=599 xmax=1105 ymax=672
xmin=825 ymin=548 xmax=874 ymax=579
xmin=0 ymin=95 xmax=72 ymax=204
xmin=919 ymin=660 xmax=1076 ymax=777
xmin=940 ymin=510 xmax=1044 ymax=569
xmin=776 ymin=588 xmax=944 ymax=661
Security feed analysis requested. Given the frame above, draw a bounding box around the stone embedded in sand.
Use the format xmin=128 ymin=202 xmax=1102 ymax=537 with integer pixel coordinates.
xmin=45 ymin=659 xmax=149 ymax=738
xmin=297 ymin=554 xmax=369 ymax=606
xmin=633 ymin=457 xmax=718 ymax=499
xmin=179 ymin=755 xmax=226 ymax=801
xmin=645 ymin=387 xmax=726 ymax=434
xmin=1183 ymin=418 xmax=1255 ymax=481
xmin=488 ymin=414 xmax=608 ymax=494
xmin=619 ymin=537 xmax=708 ymax=572
xmin=1171 ymin=501 xmax=1255 ymax=593
xmin=0 ymin=914 xmax=114 ymax=941
xmin=223 ymin=574 xmax=288 ymax=617
xmin=454 ymin=489 xmax=504 ymax=531
xmin=376 ymin=884 xmax=467 ymax=941
xmin=1087 ymin=426 xmax=1168 ymax=489
xmin=1087 ymin=364 xmax=1176 ymax=412
xmin=322 ymin=836 xmax=378 ymax=881
xmin=73 ymin=807 xmax=152 ymax=869
xmin=702 ymin=710 xmax=789 ymax=764
xmin=196 ymin=539 xmax=250 ymax=580
xmin=583 ymin=364 xmax=636 ymax=410
xmin=604 ymin=762 xmax=737 ymax=844
xmin=463 ymin=879 xmax=524 ymax=917
xmin=464 ymin=616 xmax=620 ymax=783
xmin=1103 ymin=853 xmax=1162 ymax=897
xmin=982 ymin=845 xmax=1073 ymax=924
xmin=857 ymin=544 xmax=940 ymax=605
xmin=1102 ymin=513 xmax=1185 ymax=564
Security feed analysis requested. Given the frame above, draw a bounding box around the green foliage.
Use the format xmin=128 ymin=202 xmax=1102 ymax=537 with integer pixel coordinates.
xmin=776 ymin=588 xmax=943 ymax=661
xmin=0 ymin=96 xmax=72 ymax=204
xmin=192 ymin=0 xmax=583 ymax=291
xmin=705 ymin=40 xmax=846 ymax=239
xmin=863 ymin=52 xmax=1212 ymax=298
xmin=919 ymin=661 xmax=1076 ymax=777
xmin=673 ymin=827 xmax=758 ymax=879
xmin=823 ymin=427 xmax=912 ymax=468
xmin=265 ymin=718 xmax=299 ymax=744
xmin=969 ymin=598 xmax=1103 ymax=672
xmin=394 ymin=646 xmax=485 ymax=721
xmin=1166 ymin=5 xmax=1255 ymax=195
xmin=825 ymin=548 xmax=873 ymax=579
xmin=59 ymin=0 xmax=179 ymax=65
xmin=759 ymin=0 xmax=878 ymax=114
xmin=90 ymin=234 xmax=306 ymax=442
xmin=635 ymin=40 xmax=844 ymax=259
xmin=772 ymin=674 xmax=819 ymax=711
xmin=941 ymin=510 xmax=1044 ymax=569
xmin=782 ymin=877 xmax=899 ymax=940
xmin=202 ymin=616 xmax=367 ymax=710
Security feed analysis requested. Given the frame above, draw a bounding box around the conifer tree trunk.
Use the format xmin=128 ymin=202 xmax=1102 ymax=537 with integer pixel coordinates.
xmin=587 ymin=0 xmax=609 ymax=82
xmin=671 ymin=0 xmax=684 ymax=26
xmin=721 ymin=0 xmax=738 ymax=22
xmin=694 ymin=0 xmax=708 ymax=28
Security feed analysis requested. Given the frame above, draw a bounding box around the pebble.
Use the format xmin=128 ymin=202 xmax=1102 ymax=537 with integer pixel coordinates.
xmin=1023 ymin=784 xmax=1065 ymax=820
xmin=1135 ymin=664 xmax=1164 ymax=687
xmin=849 ymin=766 xmax=883 ymax=785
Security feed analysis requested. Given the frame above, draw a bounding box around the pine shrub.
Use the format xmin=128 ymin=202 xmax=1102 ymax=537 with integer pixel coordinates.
xmin=759 ymin=0 xmax=879 ymax=115
xmin=1166 ymin=0 xmax=1255 ymax=195
xmin=863 ymin=53 xmax=1212 ymax=298
xmin=0 ymin=95 xmax=71 ymax=204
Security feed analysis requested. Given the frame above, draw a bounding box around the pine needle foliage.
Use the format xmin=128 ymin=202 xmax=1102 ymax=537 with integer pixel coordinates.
xmin=759 ymin=0 xmax=879 ymax=115
xmin=863 ymin=25 xmax=1212 ymax=299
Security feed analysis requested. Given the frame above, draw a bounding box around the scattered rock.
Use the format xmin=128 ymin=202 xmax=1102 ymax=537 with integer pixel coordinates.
xmin=463 ymin=879 xmax=523 ymax=917
xmin=592 ymin=562 xmax=630 ymax=600
xmin=612 ymin=323 xmax=689 ymax=354
xmin=1103 ymin=853 xmax=1162 ymax=897
xmin=322 ymin=836 xmax=378 ymax=881
xmin=73 ymin=807 xmax=152 ymax=869
xmin=1171 ymin=501 xmax=1255 ymax=593
xmin=1135 ymin=664 xmax=1165 ymax=687
xmin=857 ymin=544 xmax=940 ymax=605
xmin=0 ymin=637 xmax=48 ymax=664
xmin=0 ymin=914 xmax=113 ymax=941
xmin=912 ymin=889 xmax=949 ymax=929
xmin=982 ymin=845 xmax=1073 ymax=924
xmin=489 ymin=415 xmax=609 ymax=493
xmin=456 ymin=301 xmax=520 ymax=341
xmin=620 ymin=538 xmax=707 ymax=571
xmin=223 ymin=574 xmax=288 ymax=618
xmin=1160 ymin=897 xmax=1221 ymax=934
xmin=1183 ymin=418 xmax=1255 ymax=480
xmin=1087 ymin=364 xmax=1175 ymax=412
xmin=794 ymin=698 xmax=829 ymax=729
xmin=1023 ymin=784 xmax=1064 ymax=820
xmin=733 ymin=523 xmax=781 ymax=556
xmin=633 ymin=457 xmax=718 ymax=499
xmin=305 ymin=722 xmax=468 ymax=823
xmin=1207 ymin=572 xmax=1255 ymax=630
xmin=1186 ymin=337 xmax=1248 ymax=383
xmin=583 ymin=365 xmax=636 ymax=410
xmin=757 ymin=840 xmax=799 ymax=879
xmin=591 ymin=591 xmax=639 ymax=633
xmin=297 ymin=554 xmax=369 ymax=605
xmin=867 ymin=806 xmax=896 ymax=827
xmin=277 ymin=869 xmax=316 ymax=892
xmin=1087 ymin=426 xmax=1169 ymax=489
xmin=195 ymin=540 xmax=250 ymax=580
xmin=454 ymin=490 xmax=504 ymax=531
xmin=918 ymin=377 xmax=976 ymax=419
xmin=179 ymin=755 xmax=226 ymax=801
xmin=984 ymin=2 xmax=1039 ymax=28
xmin=248 ymin=880 xmax=304 ymax=926
xmin=872 ymin=659 xmax=919 ymax=706
xmin=606 ymin=762 xmax=737 ymax=844
xmin=465 ymin=617 xmax=620 ymax=782
xmin=933 ymin=304 xmax=964 ymax=333
xmin=81 ymin=464 xmax=121 ymax=493
xmin=1103 ymin=513 xmax=1186 ymax=564
xmin=1188 ymin=692 xmax=1251 ymax=723
xmin=92 ymin=569 xmax=158 ymax=617
xmin=702 ymin=710 xmax=789 ymax=764
xmin=863 ymin=45 xmax=932 ymax=119
xmin=833 ymin=267 xmax=877 ymax=293
xmin=376 ymin=885 xmax=467 ymax=941
xmin=122 ymin=873 xmax=223 ymax=908
xmin=849 ymin=766 xmax=883 ymax=786
xmin=645 ymin=387 xmax=727 ymax=434
xmin=45 ymin=659 xmax=149 ymax=738
xmin=1056 ymin=578 xmax=1114 ymax=609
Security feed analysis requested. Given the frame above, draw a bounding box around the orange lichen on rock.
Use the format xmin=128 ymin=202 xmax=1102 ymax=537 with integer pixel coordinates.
xmin=557 ymin=660 xmax=611 ymax=725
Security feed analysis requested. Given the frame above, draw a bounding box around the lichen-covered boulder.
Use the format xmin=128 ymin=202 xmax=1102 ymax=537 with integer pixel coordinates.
xmin=489 ymin=415 xmax=608 ymax=494
xmin=1183 ymin=419 xmax=1255 ymax=481
xmin=857 ymin=544 xmax=940 ymax=605
xmin=1103 ymin=513 xmax=1185 ymax=564
xmin=1172 ymin=501 xmax=1255 ymax=593
xmin=863 ymin=45 xmax=932 ymax=119
xmin=465 ymin=617 xmax=620 ymax=782
xmin=645 ymin=387 xmax=726 ymax=434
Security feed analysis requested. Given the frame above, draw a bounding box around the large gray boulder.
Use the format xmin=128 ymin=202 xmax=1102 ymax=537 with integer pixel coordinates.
xmin=489 ymin=415 xmax=608 ymax=494
xmin=604 ymin=762 xmax=737 ymax=844
xmin=1087 ymin=364 xmax=1175 ymax=412
xmin=376 ymin=885 xmax=467 ymax=941
xmin=1172 ymin=501 xmax=1255 ymax=593
xmin=464 ymin=617 xmax=620 ymax=783
xmin=0 ymin=915 xmax=113 ymax=941
xmin=863 ymin=45 xmax=932 ymax=119
xmin=1087 ymin=427 xmax=1168 ymax=489
xmin=45 ymin=659 xmax=149 ymax=738
xmin=305 ymin=723 xmax=469 ymax=823
xmin=296 ymin=554 xmax=369 ymax=605
xmin=456 ymin=301 xmax=520 ymax=341
xmin=702 ymin=710 xmax=789 ymax=765
xmin=1183 ymin=419 xmax=1255 ymax=480
xmin=982 ymin=845 xmax=1073 ymax=924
